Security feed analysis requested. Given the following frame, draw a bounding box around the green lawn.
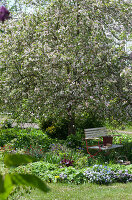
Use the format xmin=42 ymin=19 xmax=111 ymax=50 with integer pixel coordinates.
xmin=9 ymin=182 xmax=132 ymax=200
xmin=124 ymin=127 xmax=132 ymax=132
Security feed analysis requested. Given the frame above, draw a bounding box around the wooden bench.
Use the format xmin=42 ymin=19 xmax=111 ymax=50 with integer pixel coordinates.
xmin=84 ymin=127 xmax=123 ymax=158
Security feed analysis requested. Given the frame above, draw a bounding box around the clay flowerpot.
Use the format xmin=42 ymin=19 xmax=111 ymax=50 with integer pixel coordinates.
xmin=103 ymin=136 xmax=113 ymax=146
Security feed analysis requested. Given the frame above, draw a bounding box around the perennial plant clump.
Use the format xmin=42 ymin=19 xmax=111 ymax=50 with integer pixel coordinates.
xmin=60 ymin=154 xmax=74 ymax=167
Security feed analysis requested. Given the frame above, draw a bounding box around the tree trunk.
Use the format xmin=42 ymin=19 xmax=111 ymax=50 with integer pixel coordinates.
xmin=67 ymin=106 xmax=76 ymax=135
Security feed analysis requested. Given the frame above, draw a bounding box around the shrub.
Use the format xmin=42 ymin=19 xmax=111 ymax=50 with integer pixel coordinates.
xmin=40 ymin=116 xmax=69 ymax=139
xmin=83 ymin=164 xmax=132 ymax=184
xmin=42 ymin=143 xmax=76 ymax=166
xmin=65 ymin=132 xmax=84 ymax=149
xmin=39 ymin=117 xmax=53 ymax=132
xmin=2 ymin=119 xmax=13 ymax=129
xmin=75 ymin=156 xmax=89 ymax=169
xmin=75 ymin=112 xmax=104 ymax=130
xmin=0 ymin=128 xmax=53 ymax=152
xmin=113 ymin=134 xmax=132 ymax=162
xmin=0 ymin=128 xmax=18 ymax=147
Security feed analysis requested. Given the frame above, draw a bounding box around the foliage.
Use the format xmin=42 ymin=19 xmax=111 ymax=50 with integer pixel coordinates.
xmin=75 ymin=112 xmax=104 ymax=130
xmin=0 ymin=128 xmax=53 ymax=152
xmin=4 ymin=153 xmax=37 ymax=167
xmin=112 ymin=134 xmax=132 ymax=162
xmin=0 ymin=153 xmax=49 ymax=200
xmin=74 ymin=155 xmax=90 ymax=169
xmin=83 ymin=164 xmax=132 ymax=184
xmin=11 ymin=161 xmax=132 ymax=185
xmin=7 ymin=186 xmax=32 ymax=200
xmin=42 ymin=143 xmax=76 ymax=166
xmin=1 ymin=119 xmax=13 ymax=129
xmin=0 ymin=128 xmax=132 ymax=164
xmin=0 ymin=127 xmax=131 ymax=192
xmin=40 ymin=117 xmax=69 ymax=139
xmin=0 ymin=128 xmax=16 ymax=147
xmin=60 ymin=154 xmax=74 ymax=167
xmin=39 ymin=117 xmax=53 ymax=132
xmin=65 ymin=132 xmax=84 ymax=149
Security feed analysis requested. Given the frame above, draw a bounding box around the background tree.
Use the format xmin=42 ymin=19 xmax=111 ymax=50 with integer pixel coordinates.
xmin=0 ymin=0 xmax=131 ymax=134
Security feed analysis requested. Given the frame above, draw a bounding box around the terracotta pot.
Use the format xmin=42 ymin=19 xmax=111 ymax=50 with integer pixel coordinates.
xmin=103 ymin=136 xmax=113 ymax=146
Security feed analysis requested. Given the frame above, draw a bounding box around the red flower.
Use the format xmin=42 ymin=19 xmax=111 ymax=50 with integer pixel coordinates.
xmin=0 ymin=6 xmax=11 ymax=23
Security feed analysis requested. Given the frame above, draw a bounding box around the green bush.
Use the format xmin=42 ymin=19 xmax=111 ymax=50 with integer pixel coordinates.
xmin=39 ymin=112 xmax=104 ymax=140
xmin=1 ymin=119 xmax=13 ymax=129
xmin=112 ymin=134 xmax=132 ymax=162
xmin=0 ymin=128 xmax=53 ymax=152
xmin=53 ymin=118 xmax=69 ymax=139
xmin=65 ymin=132 xmax=84 ymax=149
xmin=40 ymin=117 xmax=69 ymax=139
xmin=39 ymin=117 xmax=53 ymax=132
xmin=0 ymin=128 xmax=18 ymax=147
xmin=75 ymin=112 xmax=104 ymax=130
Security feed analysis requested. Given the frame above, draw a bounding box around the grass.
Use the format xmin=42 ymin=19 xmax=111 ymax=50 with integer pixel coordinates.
xmin=8 ymin=182 xmax=132 ymax=200
xmin=124 ymin=126 xmax=132 ymax=132
xmin=117 ymin=125 xmax=132 ymax=132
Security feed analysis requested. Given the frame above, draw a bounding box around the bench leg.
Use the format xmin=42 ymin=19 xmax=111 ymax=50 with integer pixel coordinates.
xmin=85 ymin=139 xmax=102 ymax=159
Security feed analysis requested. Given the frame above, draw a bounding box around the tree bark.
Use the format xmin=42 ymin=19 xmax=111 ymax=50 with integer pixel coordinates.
xmin=67 ymin=106 xmax=76 ymax=135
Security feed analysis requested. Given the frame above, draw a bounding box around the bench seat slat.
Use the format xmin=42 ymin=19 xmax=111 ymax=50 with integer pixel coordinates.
xmin=84 ymin=127 xmax=106 ymax=131
xmin=85 ymin=132 xmax=107 ymax=135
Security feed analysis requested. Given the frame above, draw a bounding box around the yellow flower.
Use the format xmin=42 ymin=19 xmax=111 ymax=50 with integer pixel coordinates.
xmin=55 ymin=176 xmax=59 ymax=179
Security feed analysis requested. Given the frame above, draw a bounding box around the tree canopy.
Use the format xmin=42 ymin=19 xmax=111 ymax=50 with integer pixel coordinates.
xmin=0 ymin=0 xmax=131 ymax=132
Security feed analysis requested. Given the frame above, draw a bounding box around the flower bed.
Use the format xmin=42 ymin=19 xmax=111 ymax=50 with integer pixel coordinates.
xmin=12 ymin=162 xmax=132 ymax=185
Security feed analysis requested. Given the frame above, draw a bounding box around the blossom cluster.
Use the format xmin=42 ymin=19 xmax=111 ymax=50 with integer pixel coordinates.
xmin=83 ymin=165 xmax=132 ymax=184
xmin=53 ymin=165 xmax=132 ymax=185
xmin=0 ymin=6 xmax=10 ymax=23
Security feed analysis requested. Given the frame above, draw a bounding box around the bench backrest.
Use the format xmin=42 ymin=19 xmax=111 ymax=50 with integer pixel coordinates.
xmin=84 ymin=127 xmax=108 ymax=139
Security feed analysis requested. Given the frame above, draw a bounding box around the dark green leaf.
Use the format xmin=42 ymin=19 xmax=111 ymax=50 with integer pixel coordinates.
xmin=10 ymin=174 xmax=50 ymax=192
xmin=0 ymin=174 xmax=5 ymax=193
xmin=0 ymin=174 xmax=14 ymax=200
xmin=4 ymin=153 xmax=37 ymax=167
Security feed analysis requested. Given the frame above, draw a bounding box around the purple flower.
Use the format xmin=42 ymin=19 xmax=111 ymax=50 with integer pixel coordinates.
xmin=0 ymin=6 xmax=11 ymax=23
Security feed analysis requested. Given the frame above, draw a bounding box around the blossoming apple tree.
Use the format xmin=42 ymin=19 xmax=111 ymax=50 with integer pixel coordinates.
xmin=0 ymin=0 xmax=131 ymax=134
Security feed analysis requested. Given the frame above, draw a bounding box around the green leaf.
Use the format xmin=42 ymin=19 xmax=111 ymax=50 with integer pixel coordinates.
xmin=0 ymin=174 xmax=5 ymax=193
xmin=0 ymin=174 xmax=14 ymax=200
xmin=10 ymin=174 xmax=50 ymax=192
xmin=4 ymin=153 xmax=37 ymax=167
xmin=0 ymin=173 xmax=49 ymax=200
